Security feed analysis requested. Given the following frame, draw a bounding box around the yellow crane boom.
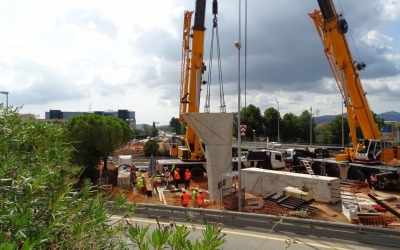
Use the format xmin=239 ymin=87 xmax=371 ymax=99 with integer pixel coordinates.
xmin=177 ymin=0 xmax=207 ymax=161
xmin=309 ymin=0 xmax=397 ymax=163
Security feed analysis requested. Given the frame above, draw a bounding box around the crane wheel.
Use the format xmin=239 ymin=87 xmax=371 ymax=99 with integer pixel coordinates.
xmin=312 ymin=163 xmax=322 ymax=175
xmin=348 ymin=169 xmax=366 ymax=182
xmin=190 ymin=167 xmax=205 ymax=181
xmin=326 ymin=166 xmax=340 ymax=178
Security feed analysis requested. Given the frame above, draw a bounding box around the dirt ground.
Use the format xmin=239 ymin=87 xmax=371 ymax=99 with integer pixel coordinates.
xmin=102 ymin=141 xmax=400 ymax=228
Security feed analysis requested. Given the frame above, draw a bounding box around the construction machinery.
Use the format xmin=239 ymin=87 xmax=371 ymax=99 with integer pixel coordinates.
xmin=171 ymin=0 xmax=207 ymax=162
xmin=309 ymin=0 xmax=399 ymax=164
xmin=298 ymin=0 xmax=400 ymax=188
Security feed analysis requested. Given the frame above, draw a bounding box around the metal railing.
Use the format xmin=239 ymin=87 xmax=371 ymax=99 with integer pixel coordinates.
xmin=118 ymin=203 xmax=400 ymax=247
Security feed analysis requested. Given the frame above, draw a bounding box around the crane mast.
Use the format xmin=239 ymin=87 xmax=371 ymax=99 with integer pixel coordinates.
xmin=309 ymin=0 xmax=393 ymax=163
xmin=178 ymin=0 xmax=207 ymax=161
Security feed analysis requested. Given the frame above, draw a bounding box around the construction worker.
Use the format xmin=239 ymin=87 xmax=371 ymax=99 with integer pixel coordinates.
xmin=140 ymin=176 xmax=147 ymax=195
xmin=136 ymin=169 xmax=142 ymax=178
xmin=191 ymin=187 xmax=198 ymax=200
xmin=136 ymin=176 xmax=142 ymax=193
xmin=174 ymin=168 xmax=181 ymax=189
xmin=181 ymin=189 xmax=190 ymax=207
xmin=197 ymin=190 xmax=205 ymax=208
xmin=184 ymin=169 xmax=192 ymax=189
xmin=370 ymin=173 xmax=377 ymax=196
xmin=151 ymin=176 xmax=158 ymax=194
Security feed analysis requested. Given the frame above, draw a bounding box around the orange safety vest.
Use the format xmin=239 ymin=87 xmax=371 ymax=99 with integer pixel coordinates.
xmin=174 ymin=170 xmax=180 ymax=180
xmin=197 ymin=193 xmax=204 ymax=205
xmin=185 ymin=171 xmax=192 ymax=180
xmin=182 ymin=193 xmax=190 ymax=205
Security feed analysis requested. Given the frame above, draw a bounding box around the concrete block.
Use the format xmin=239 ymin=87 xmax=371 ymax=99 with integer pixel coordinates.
xmin=242 ymin=168 xmax=341 ymax=203
xmin=181 ymin=113 xmax=233 ymax=202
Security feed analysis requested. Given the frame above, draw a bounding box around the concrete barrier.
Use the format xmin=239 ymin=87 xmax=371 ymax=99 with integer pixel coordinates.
xmin=242 ymin=168 xmax=341 ymax=203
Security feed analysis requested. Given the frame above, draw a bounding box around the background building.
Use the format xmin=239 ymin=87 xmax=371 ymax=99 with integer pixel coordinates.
xmin=44 ymin=109 xmax=136 ymax=128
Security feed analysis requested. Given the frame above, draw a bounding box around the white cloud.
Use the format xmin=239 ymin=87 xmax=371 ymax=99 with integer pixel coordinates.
xmin=0 ymin=0 xmax=399 ymax=126
xmin=362 ymin=30 xmax=393 ymax=50
xmin=378 ymin=0 xmax=400 ymax=21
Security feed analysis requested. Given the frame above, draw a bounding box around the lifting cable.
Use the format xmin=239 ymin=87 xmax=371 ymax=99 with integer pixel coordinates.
xmin=204 ymin=0 xmax=226 ymax=113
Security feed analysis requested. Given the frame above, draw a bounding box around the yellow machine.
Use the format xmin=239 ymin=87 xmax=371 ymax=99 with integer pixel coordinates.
xmin=174 ymin=0 xmax=207 ymax=161
xmin=309 ymin=0 xmax=399 ymax=164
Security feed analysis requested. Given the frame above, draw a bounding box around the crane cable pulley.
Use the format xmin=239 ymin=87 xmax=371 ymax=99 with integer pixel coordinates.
xmin=204 ymin=0 xmax=226 ymax=113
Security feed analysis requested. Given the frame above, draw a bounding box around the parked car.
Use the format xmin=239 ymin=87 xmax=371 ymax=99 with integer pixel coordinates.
xmin=269 ymin=142 xmax=282 ymax=148
xmin=136 ymin=166 xmax=148 ymax=173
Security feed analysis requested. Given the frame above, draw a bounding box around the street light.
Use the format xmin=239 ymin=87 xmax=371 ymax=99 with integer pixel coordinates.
xmin=234 ymin=40 xmax=242 ymax=212
xmin=253 ymin=129 xmax=255 ymax=144
xmin=276 ymin=101 xmax=279 ymax=142
xmin=0 ymin=91 xmax=8 ymax=107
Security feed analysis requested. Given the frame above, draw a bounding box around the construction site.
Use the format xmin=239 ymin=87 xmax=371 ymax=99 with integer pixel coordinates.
xmin=97 ymin=138 xmax=400 ymax=229
xmin=97 ymin=0 xmax=400 ymax=232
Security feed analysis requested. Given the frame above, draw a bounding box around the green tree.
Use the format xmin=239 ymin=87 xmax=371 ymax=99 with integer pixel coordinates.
xmin=169 ymin=117 xmax=181 ymax=134
xmin=0 ymin=106 xmax=134 ymax=249
xmin=66 ymin=114 xmax=133 ymax=178
xmin=143 ymin=139 xmax=159 ymax=157
xmin=281 ymin=113 xmax=299 ymax=142
xmin=297 ymin=110 xmax=314 ymax=143
xmin=263 ymin=107 xmax=279 ymax=141
xmin=241 ymin=104 xmax=264 ymax=139
xmin=0 ymin=106 xmax=226 ymax=249
xmin=327 ymin=115 xmax=350 ymax=145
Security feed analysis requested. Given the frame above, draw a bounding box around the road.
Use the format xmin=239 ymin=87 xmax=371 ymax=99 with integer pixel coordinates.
xmin=111 ymin=214 xmax=397 ymax=250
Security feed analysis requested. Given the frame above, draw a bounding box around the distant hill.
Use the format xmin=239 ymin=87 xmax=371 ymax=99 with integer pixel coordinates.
xmin=315 ymin=111 xmax=400 ymax=124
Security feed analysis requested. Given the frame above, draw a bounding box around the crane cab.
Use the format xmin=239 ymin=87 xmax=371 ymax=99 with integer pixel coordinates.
xmin=355 ymin=139 xmax=382 ymax=163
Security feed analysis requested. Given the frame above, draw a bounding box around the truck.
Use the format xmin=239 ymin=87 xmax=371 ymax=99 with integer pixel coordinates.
xmin=234 ymin=150 xmax=285 ymax=170
xmin=284 ymin=147 xmax=330 ymax=170
xmin=298 ymin=0 xmax=400 ymax=188
xmin=157 ymin=149 xmax=285 ymax=178
xmin=118 ymin=155 xmax=133 ymax=167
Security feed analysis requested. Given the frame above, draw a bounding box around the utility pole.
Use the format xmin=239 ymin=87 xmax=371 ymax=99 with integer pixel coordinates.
xmin=310 ymin=106 xmax=312 ymax=147
xmin=277 ymin=101 xmax=280 ymax=142
xmin=154 ymin=121 xmax=159 ymax=158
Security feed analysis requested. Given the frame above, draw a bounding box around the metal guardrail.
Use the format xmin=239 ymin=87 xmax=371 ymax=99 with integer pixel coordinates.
xmin=123 ymin=203 xmax=400 ymax=247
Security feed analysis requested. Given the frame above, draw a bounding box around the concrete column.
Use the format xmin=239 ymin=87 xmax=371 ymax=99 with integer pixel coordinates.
xmin=181 ymin=113 xmax=233 ymax=201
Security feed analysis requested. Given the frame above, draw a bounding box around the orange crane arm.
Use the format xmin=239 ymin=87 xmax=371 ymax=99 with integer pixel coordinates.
xmin=309 ymin=0 xmax=381 ymax=147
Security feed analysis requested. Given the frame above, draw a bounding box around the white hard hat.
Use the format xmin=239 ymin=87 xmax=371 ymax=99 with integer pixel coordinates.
xmin=182 ymin=188 xmax=186 ymax=192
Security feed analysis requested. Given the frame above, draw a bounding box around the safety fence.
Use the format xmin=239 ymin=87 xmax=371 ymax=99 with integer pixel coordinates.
xmin=119 ymin=203 xmax=400 ymax=247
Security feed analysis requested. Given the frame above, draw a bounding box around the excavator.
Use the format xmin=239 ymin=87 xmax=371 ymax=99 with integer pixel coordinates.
xmin=309 ymin=0 xmax=400 ymax=164
xmin=171 ymin=0 xmax=207 ymax=162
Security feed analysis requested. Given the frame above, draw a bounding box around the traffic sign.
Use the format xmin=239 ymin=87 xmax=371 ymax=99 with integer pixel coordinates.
xmin=240 ymin=125 xmax=247 ymax=136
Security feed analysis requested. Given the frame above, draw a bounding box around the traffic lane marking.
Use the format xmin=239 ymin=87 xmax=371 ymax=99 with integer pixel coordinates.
xmin=110 ymin=215 xmax=350 ymax=250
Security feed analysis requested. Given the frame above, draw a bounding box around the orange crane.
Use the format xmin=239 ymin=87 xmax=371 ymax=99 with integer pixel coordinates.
xmin=175 ymin=0 xmax=207 ymax=161
xmin=309 ymin=0 xmax=399 ymax=164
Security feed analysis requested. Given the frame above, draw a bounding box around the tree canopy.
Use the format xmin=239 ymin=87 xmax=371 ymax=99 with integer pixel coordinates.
xmin=0 ymin=106 xmax=134 ymax=248
xmin=0 ymin=106 xmax=226 ymax=249
xmin=176 ymin=103 xmax=385 ymax=145
xmin=66 ymin=113 xmax=133 ymax=178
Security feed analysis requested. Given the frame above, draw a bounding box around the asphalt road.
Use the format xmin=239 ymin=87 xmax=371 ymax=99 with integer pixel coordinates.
xmin=110 ymin=214 xmax=397 ymax=250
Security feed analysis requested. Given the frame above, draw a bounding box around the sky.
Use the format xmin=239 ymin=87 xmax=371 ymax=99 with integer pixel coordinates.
xmin=0 ymin=0 xmax=399 ymax=126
